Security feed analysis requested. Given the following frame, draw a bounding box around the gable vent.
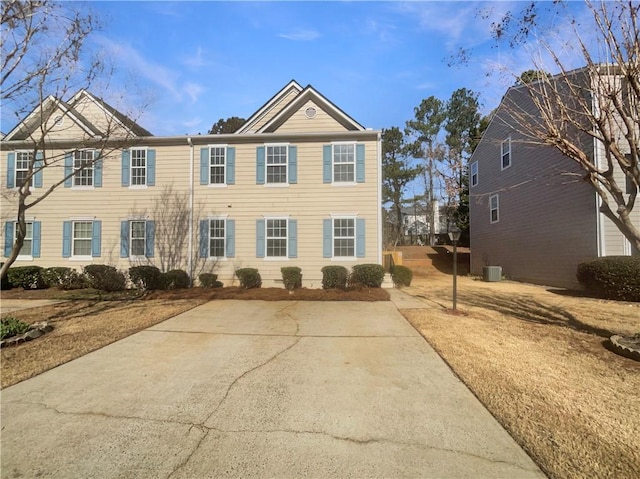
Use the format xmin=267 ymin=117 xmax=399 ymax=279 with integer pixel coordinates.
xmin=305 ymin=106 xmax=317 ymax=119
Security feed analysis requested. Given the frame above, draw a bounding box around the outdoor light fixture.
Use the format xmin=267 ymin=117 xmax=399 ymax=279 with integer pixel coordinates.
xmin=448 ymin=226 xmax=461 ymax=311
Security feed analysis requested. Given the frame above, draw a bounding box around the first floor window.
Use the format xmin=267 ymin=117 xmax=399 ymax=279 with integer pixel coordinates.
xmin=131 ymin=149 xmax=147 ymax=186
xmin=470 ymin=161 xmax=478 ymax=187
xmin=15 ymin=222 xmax=33 ymax=256
xmin=130 ymin=221 xmax=146 ymax=256
xmin=333 ymin=143 xmax=355 ymax=182
xmin=209 ymin=219 xmax=225 ymax=257
xmin=266 ymin=146 xmax=287 ymax=184
xmin=266 ymin=219 xmax=287 ymax=257
xmin=490 ymin=194 xmax=499 ymax=223
xmin=333 ymin=218 xmax=355 ymax=257
xmin=74 ymin=150 xmax=94 ymax=186
xmin=210 ymin=147 xmax=226 ymax=185
xmin=501 ymin=138 xmax=511 ymax=170
xmin=73 ymin=221 xmax=93 ymax=255
xmin=15 ymin=151 xmax=32 ymax=188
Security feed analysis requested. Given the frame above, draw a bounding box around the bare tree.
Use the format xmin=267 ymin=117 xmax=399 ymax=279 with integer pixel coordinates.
xmin=487 ymin=0 xmax=639 ymax=252
xmin=1 ymin=1 xmax=146 ymax=279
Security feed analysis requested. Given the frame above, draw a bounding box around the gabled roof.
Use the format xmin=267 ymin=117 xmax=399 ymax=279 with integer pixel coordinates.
xmin=235 ymin=80 xmax=304 ymax=134
xmin=3 ymin=90 xmax=152 ymax=142
xmin=258 ymin=84 xmax=365 ymax=133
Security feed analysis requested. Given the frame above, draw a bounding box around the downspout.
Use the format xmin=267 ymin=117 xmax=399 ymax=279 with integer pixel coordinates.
xmin=377 ymin=131 xmax=383 ymax=265
xmin=187 ymin=137 xmax=194 ymax=283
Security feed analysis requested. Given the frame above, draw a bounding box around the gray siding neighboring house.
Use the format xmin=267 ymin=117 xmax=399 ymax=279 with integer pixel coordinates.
xmin=469 ymin=72 xmax=637 ymax=289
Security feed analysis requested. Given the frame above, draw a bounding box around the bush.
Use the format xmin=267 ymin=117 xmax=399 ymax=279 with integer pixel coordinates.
xmin=281 ymin=267 xmax=302 ymax=291
xmin=129 ymin=265 xmax=163 ymax=291
xmin=321 ymin=265 xmax=348 ymax=290
xmin=1 ymin=263 xmax=13 ymax=290
xmin=1 ymin=317 xmax=31 ymax=340
xmin=42 ymin=267 xmax=87 ymax=290
xmin=391 ymin=265 xmax=413 ymax=287
xmin=199 ymin=273 xmax=223 ymax=288
xmin=350 ymin=264 xmax=386 ymax=288
xmin=7 ymin=266 xmax=47 ymax=289
xmin=162 ymin=269 xmax=190 ymax=290
xmin=84 ymin=265 xmax=127 ymax=292
xmin=577 ymin=256 xmax=640 ymax=302
xmin=236 ymin=268 xmax=261 ymax=289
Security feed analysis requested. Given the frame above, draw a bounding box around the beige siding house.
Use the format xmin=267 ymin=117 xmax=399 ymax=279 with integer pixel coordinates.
xmin=2 ymin=81 xmax=382 ymax=287
xmin=469 ymin=71 xmax=638 ymax=289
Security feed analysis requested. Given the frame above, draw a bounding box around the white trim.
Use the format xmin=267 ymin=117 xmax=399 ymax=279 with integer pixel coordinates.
xmin=264 ymin=217 xmax=289 ymax=259
xmin=330 ymin=141 xmax=357 ymax=184
xmin=330 ymin=216 xmax=357 ymax=259
xmin=489 ymin=194 xmax=500 ymax=224
xmin=70 ymin=90 xmax=137 ymax=137
xmin=207 ymin=145 xmax=228 ymax=186
xmin=377 ymin=131 xmax=382 ymax=265
xmin=129 ymin=147 xmax=148 ymax=187
xmin=236 ymin=80 xmax=303 ymax=134
xmin=264 ymin=143 xmax=290 ymax=185
xmin=206 ymin=217 xmax=227 ymax=260
xmin=330 ymin=213 xmax=358 ymax=218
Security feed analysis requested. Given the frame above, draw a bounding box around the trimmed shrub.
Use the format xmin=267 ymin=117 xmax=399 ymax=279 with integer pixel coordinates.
xmin=350 ymin=264 xmax=386 ymax=288
xmin=321 ymin=265 xmax=348 ymax=290
xmin=129 ymin=265 xmax=163 ymax=291
xmin=7 ymin=266 xmax=47 ymax=290
xmin=392 ymin=265 xmax=413 ymax=287
xmin=199 ymin=273 xmax=223 ymax=288
xmin=281 ymin=267 xmax=302 ymax=291
xmin=236 ymin=268 xmax=262 ymax=289
xmin=84 ymin=265 xmax=127 ymax=292
xmin=162 ymin=269 xmax=190 ymax=290
xmin=42 ymin=267 xmax=87 ymax=290
xmin=1 ymin=317 xmax=31 ymax=340
xmin=577 ymin=256 xmax=640 ymax=302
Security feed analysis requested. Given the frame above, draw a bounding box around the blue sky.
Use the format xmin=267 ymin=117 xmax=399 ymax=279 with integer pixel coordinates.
xmin=3 ymin=1 xmax=591 ymax=136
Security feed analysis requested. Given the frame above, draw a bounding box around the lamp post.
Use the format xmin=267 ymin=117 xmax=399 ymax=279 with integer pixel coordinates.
xmin=448 ymin=226 xmax=461 ymax=311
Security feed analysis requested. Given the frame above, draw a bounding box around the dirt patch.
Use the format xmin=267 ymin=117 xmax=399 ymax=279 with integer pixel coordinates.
xmin=401 ymin=271 xmax=640 ymax=479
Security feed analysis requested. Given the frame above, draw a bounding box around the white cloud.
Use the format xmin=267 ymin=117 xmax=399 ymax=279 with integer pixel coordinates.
xmin=184 ymin=47 xmax=208 ymax=68
xmin=184 ymin=83 xmax=205 ymax=104
xmin=278 ymin=28 xmax=320 ymax=41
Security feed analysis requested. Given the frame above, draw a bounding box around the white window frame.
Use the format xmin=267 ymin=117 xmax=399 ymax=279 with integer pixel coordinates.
xmin=130 ymin=148 xmax=147 ymax=187
xmin=129 ymin=220 xmax=147 ymax=258
xmin=14 ymin=221 xmax=33 ymax=260
xmin=490 ymin=194 xmax=499 ymax=224
xmin=15 ymin=151 xmax=33 ymax=188
xmin=265 ymin=144 xmax=288 ymax=186
xmin=265 ymin=217 xmax=288 ymax=259
xmin=332 ymin=216 xmax=356 ymax=259
xmin=501 ymin=137 xmax=511 ymax=170
xmin=332 ymin=142 xmax=356 ymax=184
xmin=72 ymin=220 xmax=93 ymax=258
xmin=209 ymin=146 xmax=227 ymax=186
xmin=470 ymin=161 xmax=478 ymax=187
xmin=208 ymin=217 xmax=226 ymax=259
xmin=73 ymin=150 xmax=95 ymax=188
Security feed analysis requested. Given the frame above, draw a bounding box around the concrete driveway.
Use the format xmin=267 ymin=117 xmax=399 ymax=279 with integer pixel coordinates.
xmin=1 ymin=296 xmax=544 ymax=478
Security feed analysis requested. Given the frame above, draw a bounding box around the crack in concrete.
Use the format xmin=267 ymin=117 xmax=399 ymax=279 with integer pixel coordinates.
xmin=275 ymin=301 xmax=300 ymax=336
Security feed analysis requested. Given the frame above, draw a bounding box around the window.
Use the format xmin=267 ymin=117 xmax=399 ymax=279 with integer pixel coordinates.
xmin=470 ymin=161 xmax=478 ymax=187
xmin=209 ymin=219 xmax=225 ymax=257
xmin=63 ymin=220 xmax=100 ymax=258
xmin=73 ymin=221 xmax=93 ymax=256
xmin=333 ymin=218 xmax=355 ymax=257
xmin=15 ymin=222 xmax=32 ymax=256
xmin=490 ymin=194 xmax=499 ymax=223
xmin=74 ymin=150 xmax=94 ymax=186
xmin=333 ymin=144 xmax=355 ymax=182
xmin=266 ymin=219 xmax=287 ymax=257
xmin=4 ymin=221 xmax=40 ymax=258
xmin=501 ymin=138 xmax=511 ymax=170
xmin=130 ymin=221 xmax=146 ymax=256
xmin=15 ymin=152 xmax=32 ymax=188
xmin=131 ymin=149 xmax=146 ymax=186
xmin=209 ymin=147 xmax=226 ymax=185
xmin=120 ymin=220 xmax=154 ymax=258
xmin=266 ymin=146 xmax=287 ymax=184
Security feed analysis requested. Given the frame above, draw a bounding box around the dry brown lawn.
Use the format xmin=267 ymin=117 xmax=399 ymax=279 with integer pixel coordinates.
xmin=401 ymin=269 xmax=640 ymax=479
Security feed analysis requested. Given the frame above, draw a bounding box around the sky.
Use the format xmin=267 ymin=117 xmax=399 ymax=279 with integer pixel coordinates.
xmin=2 ymin=1 xmax=592 ymax=137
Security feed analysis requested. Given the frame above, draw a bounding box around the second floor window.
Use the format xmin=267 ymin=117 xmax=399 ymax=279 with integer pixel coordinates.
xmin=15 ymin=152 xmax=32 ymax=188
xmin=131 ymin=149 xmax=147 ymax=186
xmin=74 ymin=150 xmax=94 ymax=186
xmin=333 ymin=144 xmax=355 ymax=182
xmin=210 ymin=147 xmax=226 ymax=185
xmin=266 ymin=146 xmax=287 ymax=184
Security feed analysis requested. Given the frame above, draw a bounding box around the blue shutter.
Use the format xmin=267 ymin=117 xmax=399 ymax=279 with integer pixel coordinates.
xmin=94 ymin=153 xmax=102 ymax=187
xmin=120 ymin=221 xmax=129 ymax=258
xmin=121 ymin=150 xmax=130 ymax=187
xmin=34 ymin=152 xmax=43 ymax=188
xmin=199 ymin=220 xmax=208 ymax=258
xmin=256 ymin=219 xmax=265 ymax=258
xmin=323 ymin=145 xmax=332 ymax=183
xmin=288 ymin=146 xmax=297 ymax=184
xmin=256 ymin=147 xmax=265 ymax=185
xmin=91 ymin=220 xmax=101 ymax=257
xmin=356 ymin=144 xmax=365 ymax=183
xmin=200 ymin=148 xmax=209 ymax=185
xmin=147 ymin=149 xmax=156 ymax=186
xmin=6 ymin=153 xmax=15 ymax=188
xmin=4 ymin=222 xmax=14 ymax=257
xmin=323 ymin=219 xmax=332 ymax=258
xmin=226 ymin=147 xmax=235 ymax=185
xmin=356 ymin=218 xmax=366 ymax=258
xmin=226 ymin=219 xmax=235 ymax=258
xmin=288 ymin=219 xmax=297 ymax=258
xmin=62 ymin=221 xmax=72 ymax=258
xmin=64 ymin=153 xmax=73 ymax=187
xmin=32 ymin=221 xmax=41 ymax=258
xmin=145 ymin=221 xmax=155 ymax=258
